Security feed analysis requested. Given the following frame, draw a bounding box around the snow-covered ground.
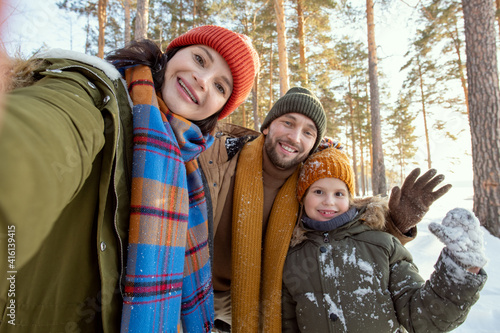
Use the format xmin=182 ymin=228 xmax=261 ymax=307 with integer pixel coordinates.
xmin=406 ymin=180 xmax=500 ymax=333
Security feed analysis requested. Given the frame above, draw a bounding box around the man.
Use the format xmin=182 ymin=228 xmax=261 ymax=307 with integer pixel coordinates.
xmin=199 ymin=87 xmax=451 ymax=332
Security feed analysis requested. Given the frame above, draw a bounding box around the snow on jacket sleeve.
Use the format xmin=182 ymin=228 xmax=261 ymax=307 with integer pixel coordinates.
xmin=389 ymin=240 xmax=487 ymax=333
xmin=0 ymin=60 xmax=108 ymax=270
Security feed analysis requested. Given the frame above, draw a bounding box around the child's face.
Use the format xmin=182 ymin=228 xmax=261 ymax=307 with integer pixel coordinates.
xmin=303 ymin=177 xmax=350 ymax=221
xmin=161 ymin=45 xmax=233 ymax=121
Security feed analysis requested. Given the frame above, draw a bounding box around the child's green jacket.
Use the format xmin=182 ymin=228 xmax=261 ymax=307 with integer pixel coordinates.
xmin=282 ymin=197 xmax=487 ymax=333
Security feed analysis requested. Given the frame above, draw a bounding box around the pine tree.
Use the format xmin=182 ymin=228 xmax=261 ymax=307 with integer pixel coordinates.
xmin=123 ymin=0 xmax=131 ymax=44
xmin=462 ymin=0 xmax=500 ymax=237
xmin=97 ymin=0 xmax=108 ymax=58
xmin=331 ymin=37 xmax=370 ymax=196
xmin=419 ymin=0 xmax=468 ymax=115
xmin=288 ymin=0 xmax=336 ymax=88
xmin=274 ymin=0 xmax=290 ymax=96
xmin=401 ymin=52 xmax=439 ymax=169
xmin=135 ymin=0 xmax=149 ymax=40
xmin=386 ymin=92 xmax=418 ymax=183
xmin=365 ymin=0 xmax=387 ymax=195
xmin=57 ymin=0 xmax=99 ymax=54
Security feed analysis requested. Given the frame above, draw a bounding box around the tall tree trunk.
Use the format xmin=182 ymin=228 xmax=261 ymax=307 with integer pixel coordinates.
xmin=296 ymin=0 xmax=308 ymax=86
xmin=417 ymin=57 xmax=432 ymax=169
xmin=360 ymin=141 xmax=366 ymax=196
xmin=135 ymin=0 xmax=149 ymax=40
xmin=348 ymin=77 xmax=359 ymax=196
xmin=269 ymin=41 xmax=274 ymax=112
xmin=250 ymin=27 xmax=261 ymax=131
xmin=439 ymin=10 xmax=469 ymax=115
xmin=252 ymin=73 xmax=260 ymax=131
xmin=124 ymin=0 xmax=131 ymax=44
xmin=274 ymin=0 xmax=290 ymax=96
xmin=85 ymin=15 xmax=91 ymax=54
xmin=451 ymin=24 xmax=469 ymax=115
xmin=242 ymin=102 xmax=247 ymax=128
xmin=97 ymin=0 xmax=108 ymax=58
xmin=369 ymin=143 xmax=373 ymax=193
xmin=366 ymin=0 xmax=387 ymax=195
xmin=462 ymin=0 xmax=500 ymax=237
xmin=362 ymin=83 xmax=369 ymax=196
xmin=193 ymin=0 xmax=197 ymax=21
xmin=400 ymin=149 xmax=404 ymax=184
xmin=496 ymin=0 xmax=500 ymax=41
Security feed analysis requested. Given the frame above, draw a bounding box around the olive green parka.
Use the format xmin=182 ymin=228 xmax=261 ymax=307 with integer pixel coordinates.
xmin=0 ymin=50 xmax=133 ymax=332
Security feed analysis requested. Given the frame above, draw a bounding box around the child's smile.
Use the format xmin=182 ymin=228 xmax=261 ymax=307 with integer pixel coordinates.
xmin=303 ymin=177 xmax=350 ymax=221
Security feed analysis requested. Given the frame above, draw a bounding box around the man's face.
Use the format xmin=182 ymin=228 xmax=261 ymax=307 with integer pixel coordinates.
xmin=263 ymin=113 xmax=317 ymax=170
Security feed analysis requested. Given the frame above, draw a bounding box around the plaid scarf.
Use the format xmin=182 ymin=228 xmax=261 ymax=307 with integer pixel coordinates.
xmin=121 ymin=65 xmax=214 ymax=332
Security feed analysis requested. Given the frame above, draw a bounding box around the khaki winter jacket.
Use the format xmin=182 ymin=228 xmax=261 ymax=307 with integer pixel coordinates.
xmin=198 ymin=122 xmax=260 ymax=293
xmin=0 ymin=50 xmax=133 ymax=332
xmin=282 ymin=197 xmax=487 ymax=333
xmin=199 ymin=122 xmax=259 ymax=235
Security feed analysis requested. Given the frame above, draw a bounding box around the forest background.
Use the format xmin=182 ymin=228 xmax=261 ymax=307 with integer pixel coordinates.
xmin=1 ymin=0 xmax=499 ymax=237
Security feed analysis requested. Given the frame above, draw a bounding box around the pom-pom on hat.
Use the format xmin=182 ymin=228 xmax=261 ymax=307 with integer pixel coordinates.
xmin=297 ymin=146 xmax=355 ymax=202
xmin=167 ymin=25 xmax=260 ymax=119
xmin=260 ymin=87 xmax=327 ymax=153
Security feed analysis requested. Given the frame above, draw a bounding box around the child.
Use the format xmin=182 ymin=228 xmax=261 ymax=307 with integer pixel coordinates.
xmin=0 ymin=25 xmax=259 ymax=332
xmin=281 ymin=144 xmax=487 ymax=332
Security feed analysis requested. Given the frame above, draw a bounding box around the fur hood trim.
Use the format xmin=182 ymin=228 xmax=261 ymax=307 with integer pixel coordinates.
xmin=290 ymin=195 xmax=389 ymax=247
xmin=351 ymin=195 xmax=389 ymax=230
xmin=6 ymin=49 xmax=122 ymax=92
xmin=4 ymin=56 xmax=43 ymax=92
xmin=36 ymin=49 xmax=122 ymax=80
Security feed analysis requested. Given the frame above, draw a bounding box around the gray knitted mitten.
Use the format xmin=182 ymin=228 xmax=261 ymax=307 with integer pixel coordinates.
xmin=429 ymin=208 xmax=488 ymax=268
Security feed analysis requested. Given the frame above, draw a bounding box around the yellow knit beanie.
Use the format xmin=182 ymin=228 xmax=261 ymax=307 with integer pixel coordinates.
xmin=297 ymin=146 xmax=355 ymax=202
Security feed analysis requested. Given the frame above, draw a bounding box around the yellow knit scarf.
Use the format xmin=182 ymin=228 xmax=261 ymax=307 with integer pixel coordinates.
xmin=231 ymin=134 xmax=300 ymax=332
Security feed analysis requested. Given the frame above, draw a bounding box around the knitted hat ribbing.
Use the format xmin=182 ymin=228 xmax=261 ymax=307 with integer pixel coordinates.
xmin=260 ymin=87 xmax=327 ymax=152
xmin=297 ymin=146 xmax=355 ymax=202
xmin=167 ymin=25 xmax=260 ymax=119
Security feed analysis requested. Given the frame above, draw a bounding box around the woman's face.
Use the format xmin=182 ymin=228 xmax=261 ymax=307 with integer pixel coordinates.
xmin=161 ymin=45 xmax=233 ymax=121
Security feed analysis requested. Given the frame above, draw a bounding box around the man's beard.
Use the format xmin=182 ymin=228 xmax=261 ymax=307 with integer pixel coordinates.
xmin=264 ymin=136 xmax=307 ymax=170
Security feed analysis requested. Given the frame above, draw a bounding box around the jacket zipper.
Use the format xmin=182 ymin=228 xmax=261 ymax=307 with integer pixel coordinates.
xmin=57 ymin=64 xmax=127 ymax=297
xmin=112 ymin=79 xmax=131 ymax=298
xmin=113 ymin=119 xmax=125 ymax=298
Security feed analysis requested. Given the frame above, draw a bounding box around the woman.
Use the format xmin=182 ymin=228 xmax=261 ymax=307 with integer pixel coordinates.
xmin=0 ymin=25 xmax=259 ymax=333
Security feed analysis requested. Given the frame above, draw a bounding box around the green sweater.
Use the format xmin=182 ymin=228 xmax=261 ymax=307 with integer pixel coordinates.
xmin=0 ymin=51 xmax=133 ymax=332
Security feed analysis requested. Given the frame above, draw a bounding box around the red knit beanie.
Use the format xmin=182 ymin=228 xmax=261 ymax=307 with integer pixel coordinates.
xmin=167 ymin=25 xmax=260 ymax=119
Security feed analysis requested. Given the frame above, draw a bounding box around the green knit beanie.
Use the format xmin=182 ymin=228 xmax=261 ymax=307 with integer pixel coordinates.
xmin=260 ymin=87 xmax=327 ymax=153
